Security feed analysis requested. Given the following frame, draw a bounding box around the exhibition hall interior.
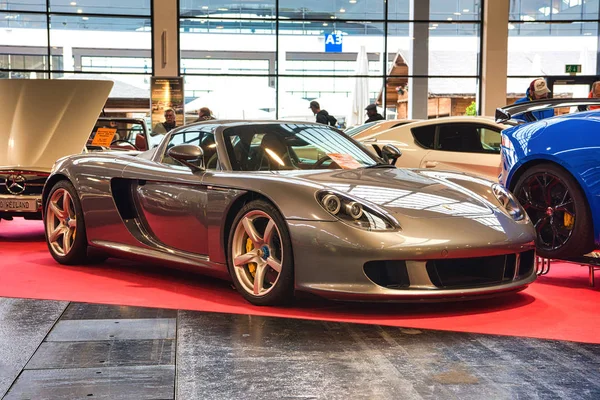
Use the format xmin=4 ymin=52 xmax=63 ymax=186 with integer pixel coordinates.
xmin=1 ymin=0 xmax=600 ymax=398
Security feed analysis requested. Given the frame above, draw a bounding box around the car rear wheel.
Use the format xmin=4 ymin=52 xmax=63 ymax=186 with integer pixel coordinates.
xmin=227 ymin=200 xmax=294 ymax=306
xmin=514 ymin=163 xmax=594 ymax=259
xmin=44 ymin=180 xmax=90 ymax=265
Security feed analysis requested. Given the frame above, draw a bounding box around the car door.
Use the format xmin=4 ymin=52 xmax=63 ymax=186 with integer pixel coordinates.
xmin=121 ymin=127 xmax=213 ymax=255
xmin=419 ymin=122 xmax=502 ymax=181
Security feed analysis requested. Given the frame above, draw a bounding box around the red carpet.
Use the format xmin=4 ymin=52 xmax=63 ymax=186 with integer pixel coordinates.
xmin=1 ymin=220 xmax=599 ymax=344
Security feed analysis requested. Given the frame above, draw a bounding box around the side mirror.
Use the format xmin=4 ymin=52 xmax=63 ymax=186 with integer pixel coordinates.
xmin=381 ymin=144 xmax=402 ymax=165
xmin=167 ymin=144 xmax=204 ymax=171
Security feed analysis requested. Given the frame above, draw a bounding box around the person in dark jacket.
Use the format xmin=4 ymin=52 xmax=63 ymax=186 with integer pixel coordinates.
xmin=195 ymin=107 xmax=215 ymax=122
xmin=365 ymin=104 xmax=384 ymax=123
xmin=309 ymin=101 xmax=337 ymax=126
xmin=513 ymin=78 xmax=554 ymax=121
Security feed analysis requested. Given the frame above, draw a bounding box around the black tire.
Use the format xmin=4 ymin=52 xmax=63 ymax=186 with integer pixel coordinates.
xmin=44 ymin=180 xmax=90 ymax=265
xmin=514 ymin=163 xmax=594 ymax=259
xmin=227 ymin=200 xmax=294 ymax=306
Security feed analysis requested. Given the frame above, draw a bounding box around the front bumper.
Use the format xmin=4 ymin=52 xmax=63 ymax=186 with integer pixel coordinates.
xmin=288 ymin=218 xmax=536 ymax=301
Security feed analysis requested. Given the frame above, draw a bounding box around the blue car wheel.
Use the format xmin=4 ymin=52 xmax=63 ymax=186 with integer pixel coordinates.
xmin=514 ymin=163 xmax=594 ymax=259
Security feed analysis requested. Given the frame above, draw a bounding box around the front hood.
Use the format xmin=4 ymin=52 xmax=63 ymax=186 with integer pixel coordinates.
xmin=0 ymin=79 xmax=113 ymax=171
xmin=278 ymin=168 xmax=495 ymax=218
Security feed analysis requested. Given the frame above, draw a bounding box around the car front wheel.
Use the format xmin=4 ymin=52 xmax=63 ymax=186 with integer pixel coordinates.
xmin=514 ymin=163 xmax=594 ymax=259
xmin=227 ymin=200 xmax=294 ymax=306
xmin=44 ymin=180 xmax=90 ymax=265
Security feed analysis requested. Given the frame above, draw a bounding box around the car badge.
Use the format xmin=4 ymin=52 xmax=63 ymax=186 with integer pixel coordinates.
xmin=5 ymin=174 xmax=26 ymax=195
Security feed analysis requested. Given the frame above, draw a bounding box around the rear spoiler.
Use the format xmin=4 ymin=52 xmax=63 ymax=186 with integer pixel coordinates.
xmin=495 ymin=98 xmax=600 ymax=123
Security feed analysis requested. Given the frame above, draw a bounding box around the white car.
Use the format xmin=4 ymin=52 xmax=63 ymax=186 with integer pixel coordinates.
xmin=357 ymin=116 xmax=507 ymax=181
xmin=345 ymin=119 xmax=419 ymax=139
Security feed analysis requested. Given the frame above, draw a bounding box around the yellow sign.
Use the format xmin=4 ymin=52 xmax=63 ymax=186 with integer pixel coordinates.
xmin=91 ymin=127 xmax=117 ymax=147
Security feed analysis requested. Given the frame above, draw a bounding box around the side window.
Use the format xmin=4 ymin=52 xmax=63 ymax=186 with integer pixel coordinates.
xmin=435 ymin=124 xmax=500 ymax=154
xmin=411 ymin=125 xmax=435 ymax=149
xmin=161 ymin=130 xmax=203 ymax=166
xmin=479 ymin=127 xmax=501 ymax=153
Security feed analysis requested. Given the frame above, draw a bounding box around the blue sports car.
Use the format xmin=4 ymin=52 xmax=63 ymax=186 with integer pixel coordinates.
xmin=497 ymin=98 xmax=600 ymax=259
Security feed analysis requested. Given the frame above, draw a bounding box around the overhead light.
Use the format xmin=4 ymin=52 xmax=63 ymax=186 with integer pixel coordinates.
xmin=447 ymin=17 xmax=453 ymax=20
xmin=463 ymin=9 xmax=469 ymax=12
xmin=202 ymin=6 xmax=208 ymax=10
xmin=77 ymin=9 xmax=82 ymax=13
xmin=349 ymin=0 xmax=357 ymax=3
xmin=428 ymin=26 xmax=436 ymax=30
xmin=433 ymin=23 xmax=438 ymax=26
xmin=82 ymin=17 xmax=89 ymax=20
xmin=216 ymin=25 xmax=224 ymax=29
xmin=323 ymin=22 xmax=328 ymax=26
xmin=454 ymin=12 xmax=461 ymax=15
xmin=340 ymin=8 xmax=346 ymax=13
xmin=70 ymin=1 xmax=76 ymax=5
xmin=217 ymin=7 xmax=228 ymax=11
xmin=508 ymin=23 xmax=515 ymax=29
xmin=206 ymin=55 xmax=212 ymax=58
xmin=521 ymin=15 xmax=536 ymax=21
xmin=330 ymin=15 xmax=335 ymax=19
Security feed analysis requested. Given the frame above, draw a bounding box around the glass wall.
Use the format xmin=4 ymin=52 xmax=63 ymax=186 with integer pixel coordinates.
xmin=180 ymin=1 xmax=483 ymax=125
xmin=0 ymin=0 xmax=152 ymax=108
xmin=508 ymin=0 xmax=600 ymax=99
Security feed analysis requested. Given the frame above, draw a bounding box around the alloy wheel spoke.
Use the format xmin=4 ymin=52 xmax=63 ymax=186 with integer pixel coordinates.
xmin=234 ymin=251 xmax=259 ymax=267
xmin=520 ymin=186 xmax=544 ymax=211
xmin=62 ymin=193 xmax=73 ymax=219
xmin=62 ymin=228 xmax=72 ymax=254
xmin=49 ymin=201 xmax=66 ymax=220
xmin=266 ymin=257 xmax=282 ymax=273
xmin=242 ymin=217 xmax=262 ymax=246
xmin=263 ymin=219 xmax=276 ymax=245
xmin=253 ymin=263 xmax=268 ymax=295
xmin=48 ymin=226 xmax=63 ymax=243
xmin=534 ymin=217 xmax=547 ymax=234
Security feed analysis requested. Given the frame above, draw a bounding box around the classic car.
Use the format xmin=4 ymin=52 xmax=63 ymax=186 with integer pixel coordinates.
xmin=91 ymin=117 xmax=150 ymax=151
xmin=43 ymin=119 xmax=536 ymax=306
xmin=497 ymin=98 xmax=600 ymax=259
xmin=0 ymin=80 xmax=147 ymax=223
xmin=356 ymin=117 xmax=508 ymax=181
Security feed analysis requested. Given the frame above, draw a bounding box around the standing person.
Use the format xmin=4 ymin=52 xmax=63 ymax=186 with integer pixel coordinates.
xmin=195 ymin=107 xmax=215 ymax=122
xmin=513 ymin=78 xmax=554 ymax=121
xmin=589 ymin=81 xmax=600 ymax=110
xmin=309 ymin=101 xmax=337 ymax=126
xmin=153 ymin=108 xmax=177 ymax=134
xmin=364 ymin=104 xmax=384 ymax=123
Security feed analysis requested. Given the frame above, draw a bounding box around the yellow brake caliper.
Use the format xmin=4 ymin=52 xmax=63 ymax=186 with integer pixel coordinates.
xmin=564 ymin=212 xmax=575 ymax=229
xmin=246 ymin=238 xmax=257 ymax=278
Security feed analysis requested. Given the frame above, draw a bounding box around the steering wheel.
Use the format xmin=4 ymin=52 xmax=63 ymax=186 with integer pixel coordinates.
xmin=110 ymin=140 xmax=139 ymax=151
xmin=313 ymin=155 xmax=333 ymax=169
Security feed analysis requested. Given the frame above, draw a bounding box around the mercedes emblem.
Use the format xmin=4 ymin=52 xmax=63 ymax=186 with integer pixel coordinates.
xmin=5 ymin=174 xmax=26 ymax=195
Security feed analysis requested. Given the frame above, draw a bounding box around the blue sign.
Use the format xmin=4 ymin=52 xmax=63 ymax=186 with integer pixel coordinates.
xmin=324 ymin=33 xmax=343 ymax=53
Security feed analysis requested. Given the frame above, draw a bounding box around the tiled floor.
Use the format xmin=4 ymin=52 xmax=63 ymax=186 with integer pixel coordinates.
xmin=1 ymin=297 xmax=599 ymax=399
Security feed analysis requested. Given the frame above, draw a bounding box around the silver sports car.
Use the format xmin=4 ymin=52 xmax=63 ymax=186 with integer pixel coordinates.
xmin=43 ymin=121 xmax=537 ymax=306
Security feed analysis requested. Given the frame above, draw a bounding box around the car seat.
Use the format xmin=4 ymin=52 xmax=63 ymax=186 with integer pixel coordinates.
xmin=135 ymin=134 xmax=148 ymax=151
xmin=258 ymin=133 xmax=291 ymax=170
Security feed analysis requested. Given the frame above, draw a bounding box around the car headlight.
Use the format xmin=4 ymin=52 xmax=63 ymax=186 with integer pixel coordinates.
xmin=492 ymin=184 xmax=525 ymax=221
xmin=317 ymin=190 xmax=398 ymax=231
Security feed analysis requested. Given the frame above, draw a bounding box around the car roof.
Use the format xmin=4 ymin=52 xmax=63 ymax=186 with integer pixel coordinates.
xmin=358 ymin=116 xmax=506 ymax=142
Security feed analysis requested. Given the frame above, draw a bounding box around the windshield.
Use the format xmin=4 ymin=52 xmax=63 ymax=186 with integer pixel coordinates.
xmin=344 ymin=121 xmax=379 ymax=137
xmin=224 ymin=123 xmax=379 ymax=171
xmin=87 ymin=119 xmax=148 ymax=151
